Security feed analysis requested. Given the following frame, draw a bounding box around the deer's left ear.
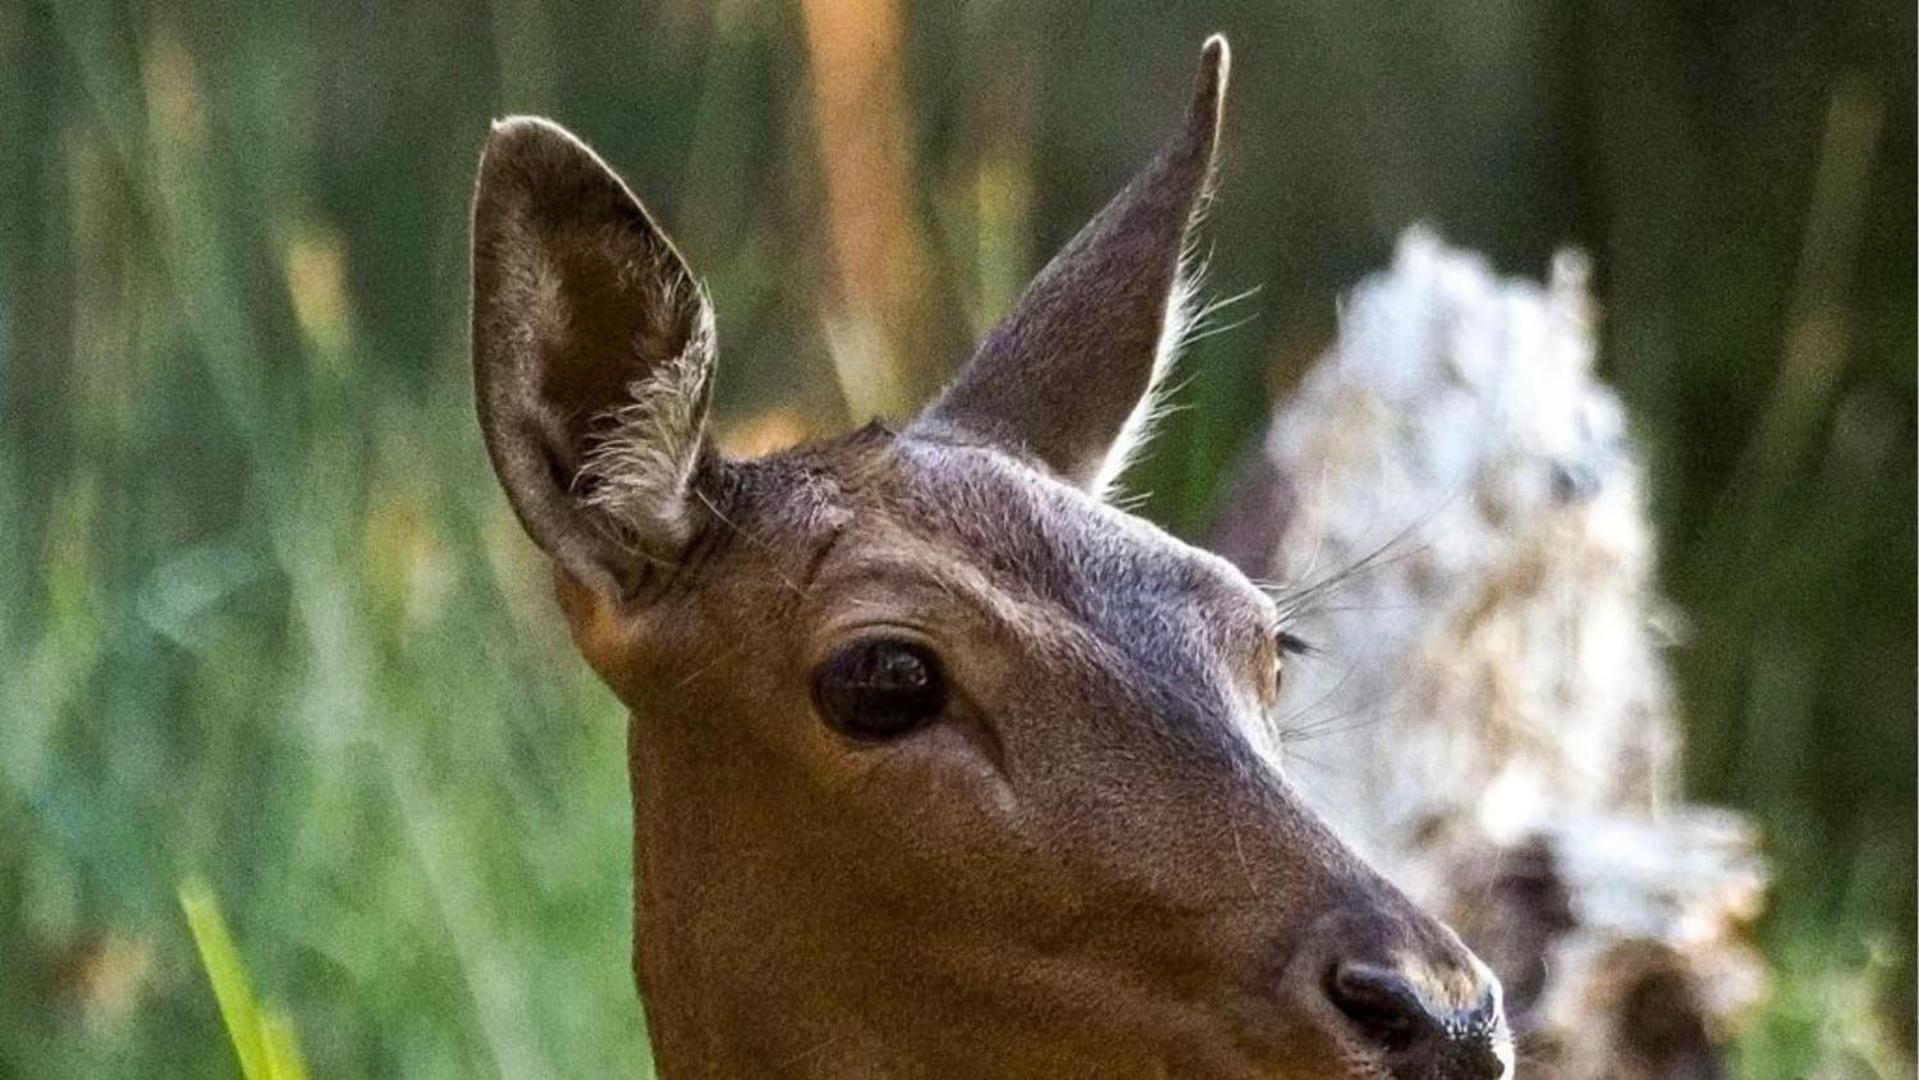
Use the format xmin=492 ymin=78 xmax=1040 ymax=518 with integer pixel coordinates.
xmin=913 ymin=35 xmax=1229 ymax=498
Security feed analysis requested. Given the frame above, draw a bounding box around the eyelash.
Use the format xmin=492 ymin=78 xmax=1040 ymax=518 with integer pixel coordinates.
xmin=1266 ymin=630 xmax=1313 ymax=701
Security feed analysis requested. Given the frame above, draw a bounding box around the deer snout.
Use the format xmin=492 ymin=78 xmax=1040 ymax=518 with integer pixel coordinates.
xmin=1326 ymin=961 xmax=1505 ymax=1075
xmin=1284 ymin=906 xmax=1512 ymax=1079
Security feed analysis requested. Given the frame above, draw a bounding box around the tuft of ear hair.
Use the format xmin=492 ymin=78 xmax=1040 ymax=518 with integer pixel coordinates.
xmin=913 ymin=35 xmax=1231 ymax=499
xmin=574 ymin=303 xmax=716 ymax=547
xmin=471 ymin=116 xmax=719 ymax=598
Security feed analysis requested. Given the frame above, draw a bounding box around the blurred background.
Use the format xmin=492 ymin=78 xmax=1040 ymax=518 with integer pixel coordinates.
xmin=0 ymin=1 xmax=1911 ymax=1076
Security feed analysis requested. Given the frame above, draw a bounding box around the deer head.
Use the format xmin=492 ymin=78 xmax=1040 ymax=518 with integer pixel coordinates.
xmin=470 ymin=37 xmax=1511 ymax=1078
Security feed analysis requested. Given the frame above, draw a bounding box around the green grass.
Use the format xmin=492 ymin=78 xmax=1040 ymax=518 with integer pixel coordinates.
xmin=181 ymin=877 xmax=311 ymax=1080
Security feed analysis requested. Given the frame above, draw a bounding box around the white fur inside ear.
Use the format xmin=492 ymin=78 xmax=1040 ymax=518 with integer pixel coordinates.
xmin=576 ymin=280 xmax=716 ymax=553
xmin=1091 ymin=263 xmax=1196 ymax=502
xmin=1091 ymin=243 xmax=1249 ymax=502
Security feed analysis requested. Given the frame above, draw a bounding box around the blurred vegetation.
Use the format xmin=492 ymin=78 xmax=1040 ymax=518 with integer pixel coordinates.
xmin=0 ymin=1 xmax=1910 ymax=1076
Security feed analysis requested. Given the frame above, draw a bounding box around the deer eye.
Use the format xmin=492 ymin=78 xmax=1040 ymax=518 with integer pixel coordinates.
xmin=812 ymin=639 xmax=947 ymax=740
xmin=1277 ymin=630 xmax=1314 ymax=659
xmin=1271 ymin=629 xmax=1313 ymax=697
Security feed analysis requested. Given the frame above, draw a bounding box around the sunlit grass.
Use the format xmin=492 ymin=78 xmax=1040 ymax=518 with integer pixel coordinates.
xmin=180 ymin=877 xmax=310 ymax=1080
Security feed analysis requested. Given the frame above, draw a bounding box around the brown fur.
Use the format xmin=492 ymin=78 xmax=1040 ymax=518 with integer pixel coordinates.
xmin=472 ymin=37 xmax=1510 ymax=1079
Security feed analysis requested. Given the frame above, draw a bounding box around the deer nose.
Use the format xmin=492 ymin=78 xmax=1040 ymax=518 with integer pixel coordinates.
xmin=1323 ymin=960 xmax=1507 ymax=1079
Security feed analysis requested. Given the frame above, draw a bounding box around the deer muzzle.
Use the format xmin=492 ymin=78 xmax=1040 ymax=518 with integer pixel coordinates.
xmin=1280 ymin=905 xmax=1513 ymax=1079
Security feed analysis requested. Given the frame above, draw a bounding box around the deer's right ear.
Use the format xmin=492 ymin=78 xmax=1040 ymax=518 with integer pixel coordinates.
xmin=471 ymin=117 xmax=716 ymax=599
xmin=911 ymin=37 xmax=1228 ymax=499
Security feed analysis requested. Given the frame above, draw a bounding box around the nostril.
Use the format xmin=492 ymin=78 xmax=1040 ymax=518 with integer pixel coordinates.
xmin=1324 ymin=961 xmax=1435 ymax=1054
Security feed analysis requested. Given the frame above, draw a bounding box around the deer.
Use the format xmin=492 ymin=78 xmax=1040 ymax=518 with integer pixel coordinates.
xmin=468 ymin=35 xmax=1512 ymax=1079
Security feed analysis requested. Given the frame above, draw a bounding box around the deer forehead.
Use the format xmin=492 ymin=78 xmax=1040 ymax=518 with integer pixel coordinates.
xmin=757 ymin=432 xmax=1278 ymax=678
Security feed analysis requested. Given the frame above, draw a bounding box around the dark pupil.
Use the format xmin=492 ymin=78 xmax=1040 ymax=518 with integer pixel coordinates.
xmin=813 ymin=640 xmax=945 ymax=739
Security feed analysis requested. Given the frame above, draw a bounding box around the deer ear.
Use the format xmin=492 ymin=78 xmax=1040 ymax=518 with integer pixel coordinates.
xmin=471 ymin=117 xmax=716 ymax=598
xmin=912 ymin=36 xmax=1229 ymax=498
